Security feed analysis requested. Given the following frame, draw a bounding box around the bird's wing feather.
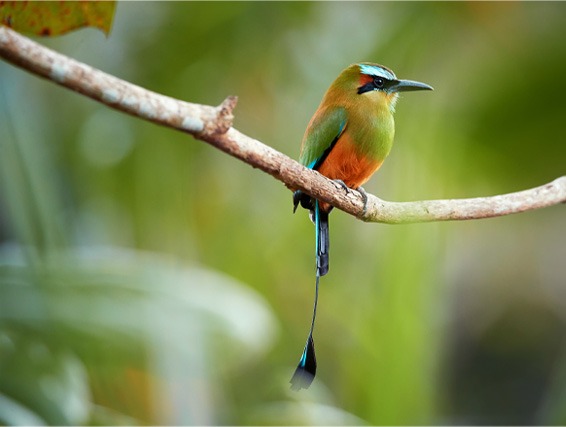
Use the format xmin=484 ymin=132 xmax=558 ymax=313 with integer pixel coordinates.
xmin=299 ymin=106 xmax=347 ymax=170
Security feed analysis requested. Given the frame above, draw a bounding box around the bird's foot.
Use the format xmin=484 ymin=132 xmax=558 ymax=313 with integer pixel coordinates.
xmin=332 ymin=181 xmax=368 ymax=215
xmin=357 ymin=186 xmax=369 ymax=216
xmin=333 ymin=179 xmax=352 ymax=194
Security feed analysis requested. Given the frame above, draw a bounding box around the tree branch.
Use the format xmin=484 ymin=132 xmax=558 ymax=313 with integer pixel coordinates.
xmin=1 ymin=26 xmax=564 ymax=224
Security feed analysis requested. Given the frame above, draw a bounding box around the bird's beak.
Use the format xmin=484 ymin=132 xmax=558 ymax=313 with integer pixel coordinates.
xmin=390 ymin=79 xmax=434 ymax=93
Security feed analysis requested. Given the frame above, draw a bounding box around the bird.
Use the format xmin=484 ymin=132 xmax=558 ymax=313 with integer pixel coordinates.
xmin=290 ymin=63 xmax=433 ymax=390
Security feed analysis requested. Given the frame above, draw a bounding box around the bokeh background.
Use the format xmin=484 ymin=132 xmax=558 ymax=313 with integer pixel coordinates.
xmin=1 ymin=2 xmax=566 ymax=425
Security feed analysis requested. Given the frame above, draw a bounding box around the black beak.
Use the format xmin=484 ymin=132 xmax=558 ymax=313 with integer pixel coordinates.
xmin=390 ymin=79 xmax=434 ymax=93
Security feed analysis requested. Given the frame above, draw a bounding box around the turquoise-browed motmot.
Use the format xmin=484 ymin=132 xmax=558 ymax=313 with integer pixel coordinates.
xmin=290 ymin=63 xmax=433 ymax=390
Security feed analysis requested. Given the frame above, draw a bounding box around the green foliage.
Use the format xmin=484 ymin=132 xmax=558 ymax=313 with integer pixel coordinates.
xmin=0 ymin=2 xmax=565 ymax=425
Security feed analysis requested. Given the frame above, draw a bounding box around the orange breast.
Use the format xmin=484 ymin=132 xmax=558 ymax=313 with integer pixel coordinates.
xmin=318 ymin=131 xmax=382 ymax=188
xmin=316 ymin=132 xmax=383 ymax=211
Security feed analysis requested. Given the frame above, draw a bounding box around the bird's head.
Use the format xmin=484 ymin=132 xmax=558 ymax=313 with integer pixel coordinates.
xmin=332 ymin=63 xmax=433 ymax=112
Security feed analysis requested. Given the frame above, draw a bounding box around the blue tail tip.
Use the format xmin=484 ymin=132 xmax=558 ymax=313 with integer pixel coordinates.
xmin=290 ymin=335 xmax=317 ymax=391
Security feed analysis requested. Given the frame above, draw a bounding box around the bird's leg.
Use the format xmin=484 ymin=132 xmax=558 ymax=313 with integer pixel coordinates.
xmin=356 ymin=186 xmax=369 ymax=216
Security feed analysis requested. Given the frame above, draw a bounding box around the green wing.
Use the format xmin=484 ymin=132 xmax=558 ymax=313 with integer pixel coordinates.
xmin=299 ymin=106 xmax=347 ymax=170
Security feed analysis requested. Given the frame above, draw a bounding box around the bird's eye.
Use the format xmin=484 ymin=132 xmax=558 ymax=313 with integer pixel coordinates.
xmin=374 ymin=77 xmax=385 ymax=88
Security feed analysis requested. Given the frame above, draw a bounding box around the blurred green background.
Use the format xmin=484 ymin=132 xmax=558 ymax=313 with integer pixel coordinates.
xmin=1 ymin=2 xmax=565 ymax=425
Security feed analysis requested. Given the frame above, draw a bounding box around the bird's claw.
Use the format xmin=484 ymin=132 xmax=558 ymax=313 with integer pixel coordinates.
xmin=333 ymin=179 xmax=351 ymax=194
xmin=332 ymin=180 xmax=368 ymax=216
xmin=357 ymin=186 xmax=369 ymax=216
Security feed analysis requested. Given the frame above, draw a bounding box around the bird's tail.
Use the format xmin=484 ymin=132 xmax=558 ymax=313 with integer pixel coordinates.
xmin=292 ymin=192 xmax=330 ymax=276
xmin=290 ymin=200 xmax=328 ymax=390
xmin=290 ymin=268 xmax=320 ymax=390
xmin=315 ymin=201 xmax=330 ymax=276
